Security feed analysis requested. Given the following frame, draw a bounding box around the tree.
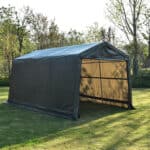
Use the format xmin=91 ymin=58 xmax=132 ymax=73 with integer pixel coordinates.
xmin=142 ymin=7 xmax=150 ymax=58
xmin=107 ymin=27 xmax=116 ymax=44
xmin=67 ymin=29 xmax=84 ymax=45
xmin=0 ymin=6 xmax=18 ymax=77
xmin=86 ymin=22 xmax=102 ymax=42
xmin=14 ymin=6 xmax=32 ymax=54
xmin=27 ymin=9 xmax=49 ymax=49
xmin=59 ymin=32 xmax=68 ymax=46
xmin=124 ymin=41 xmax=147 ymax=67
xmin=0 ymin=5 xmax=35 ymax=77
xmin=48 ymin=19 xmax=61 ymax=47
xmin=100 ymin=27 xmax=106 ymax=41
xmin=141 ymin=7 xmax=150 ymax=67
xmin=107 ymin=0 xmax=146 ymax=76
xmin=85 ymin=22 xmax=116 ymax=44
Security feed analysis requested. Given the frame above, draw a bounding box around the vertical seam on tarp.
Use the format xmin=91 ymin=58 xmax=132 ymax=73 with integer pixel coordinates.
xmin=78 ymin=58 xmax=82 ymax=118
xmin=98 ymin=60 xmax=103 ymax=100
xmin=73 ymin=57 xmax=81 ymax=119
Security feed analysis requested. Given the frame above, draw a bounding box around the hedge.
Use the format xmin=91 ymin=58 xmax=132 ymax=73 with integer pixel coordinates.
xmin=0 ymin=69 xmax=150 ymax=88
xmin=132 ymin=76 xmax=150 ymax=88
xmin=0 ymin=78 xmax=9 ymax=86
xmin=131 ymin=69 xmax=150 ymax=88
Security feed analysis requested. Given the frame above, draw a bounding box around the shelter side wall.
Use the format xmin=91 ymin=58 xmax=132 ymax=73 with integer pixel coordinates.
xmin=9 ymin=56 xmax=80 ymax=119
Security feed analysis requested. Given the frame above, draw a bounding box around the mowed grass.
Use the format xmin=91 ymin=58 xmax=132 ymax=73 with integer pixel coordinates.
xmin=0 ymin=87 xmax=149 ymax=150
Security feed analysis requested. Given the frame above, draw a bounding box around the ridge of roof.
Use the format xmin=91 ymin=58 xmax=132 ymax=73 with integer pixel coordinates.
xmin=16 ymin=42 xmax=100 ymax=60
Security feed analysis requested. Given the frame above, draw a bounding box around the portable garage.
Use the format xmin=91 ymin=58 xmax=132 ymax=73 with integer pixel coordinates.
xmin=8 ymin=41 xmax=133 ymax=119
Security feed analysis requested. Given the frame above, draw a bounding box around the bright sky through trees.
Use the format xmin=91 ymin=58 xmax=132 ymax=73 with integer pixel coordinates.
xmin=0 ymin=0 xmax=109 ymax=32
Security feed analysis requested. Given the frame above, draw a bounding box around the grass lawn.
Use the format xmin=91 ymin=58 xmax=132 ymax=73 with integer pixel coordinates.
xmin=0 ymin=87 xmax=149 ymax=150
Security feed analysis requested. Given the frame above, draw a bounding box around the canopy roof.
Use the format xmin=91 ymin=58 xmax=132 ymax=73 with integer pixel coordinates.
xmin=17 ymin=42 xmax=99 ymax=59
xmin=16 ymin=41 xmax=128 ymax=60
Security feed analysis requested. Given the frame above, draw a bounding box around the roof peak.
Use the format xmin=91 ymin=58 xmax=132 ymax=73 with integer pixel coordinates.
xmin=16 ymin=42 xmax=102 ymax=60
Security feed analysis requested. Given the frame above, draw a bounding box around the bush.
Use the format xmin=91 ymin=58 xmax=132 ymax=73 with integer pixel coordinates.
xmin=132 ymin=69 xmax=150 ymax=88
xmin=0 ymin=78 xmax=9 ymax=86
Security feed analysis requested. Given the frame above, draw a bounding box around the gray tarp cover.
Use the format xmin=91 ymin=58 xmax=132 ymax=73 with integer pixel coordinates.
xmin=8 ymin=41 xmax=132 ymax=119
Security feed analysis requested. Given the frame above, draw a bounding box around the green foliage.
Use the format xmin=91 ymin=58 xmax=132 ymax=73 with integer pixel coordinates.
xmin=0 ymin=60 xmax=9 ymax=79
xmin=0 ymin=78 xmax=9 ymax=86
xmin=0 ymin=87 xmax=149 ymax=149
xmin=85 ymin=22 xmax=116 ymax=44
xmin=132 ymin=69 xmax=150 ymax=88
xmin=0 ymin=5 xmax=36 ymax=78
xmin=0 ymin=4 xmax=149 ymax=80
xmin=85 ymin=22 xmax=103 ymax=42
xmin=67 ymin=29 xmax=85 ymax=45
xmin=22 ymin=37 xmax=36 ymax=54
xmin=0 ymin=20 xmax=19 ymax=76
xmin=28 ymin=11 xmax=49 ymax=49
xmin=124 ymin=41 xmax=148 ymax=67
xmin=107 ymin=0 xmax=147 ymax=76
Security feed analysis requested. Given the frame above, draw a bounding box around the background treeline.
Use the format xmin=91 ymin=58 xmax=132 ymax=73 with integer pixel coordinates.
xmin=0 ymin=6 xmax=116 ymax=79
xmin=0 ymin=2 xmax=150 ymax=87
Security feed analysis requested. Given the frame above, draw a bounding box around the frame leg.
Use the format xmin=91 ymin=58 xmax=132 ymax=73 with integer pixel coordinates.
xmin=128 ymin=103 xmax=135 ymax=109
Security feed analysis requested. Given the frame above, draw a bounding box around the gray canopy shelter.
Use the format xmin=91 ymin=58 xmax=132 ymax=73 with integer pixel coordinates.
xmin=8 ymin=41 xmax=133 ymax=119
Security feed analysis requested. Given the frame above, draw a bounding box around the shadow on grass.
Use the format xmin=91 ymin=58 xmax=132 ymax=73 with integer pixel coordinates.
xmin=0 ymin=101 xmax=127 ymax=148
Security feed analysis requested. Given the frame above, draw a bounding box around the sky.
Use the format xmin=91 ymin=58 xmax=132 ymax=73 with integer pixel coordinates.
xmin=0 ymin=0 xmax=110 ymax=32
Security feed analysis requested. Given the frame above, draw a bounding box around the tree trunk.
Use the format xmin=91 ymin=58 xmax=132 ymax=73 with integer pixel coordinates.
xmin=6 ymin=56 xmax=11 ymax=79
xmin=19 ymin=41 xmax=23 ymax=55
xmin=18 ymin=36 xmax=23 ymax=55
xmin=133 ymin=35 xmax=139 ymax=76
xmin=148 ymin=31 xmax=150 ymax=58
xmin=133 ymin=56 xmax=138 ymax=76
xmin=132 ymin=1 xmax=139 ymax=77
